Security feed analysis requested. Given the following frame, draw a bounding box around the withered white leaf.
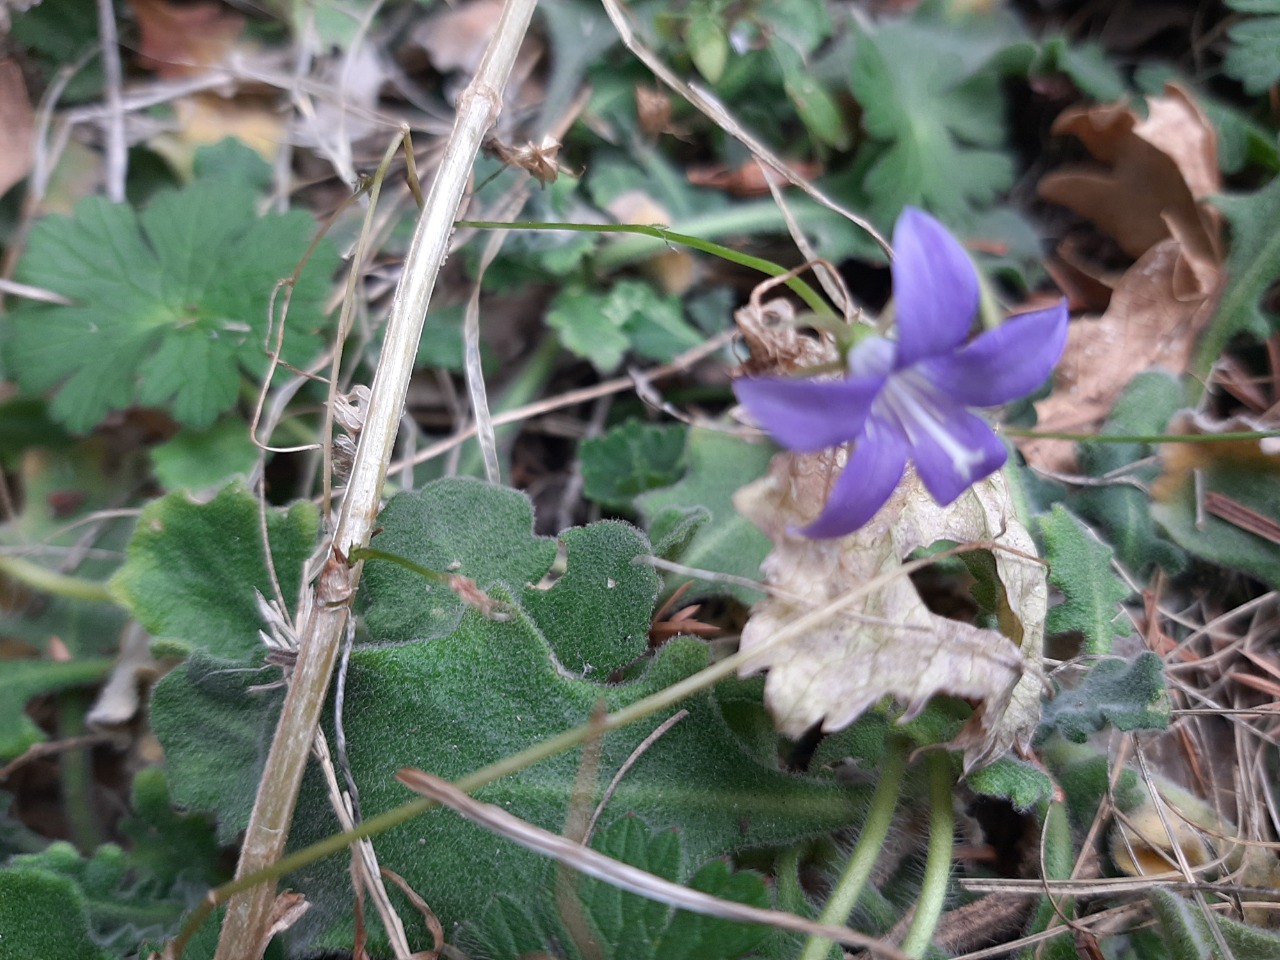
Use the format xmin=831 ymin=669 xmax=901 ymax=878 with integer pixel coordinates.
xmin=734 ymin=450 xmax=1046 ymax=771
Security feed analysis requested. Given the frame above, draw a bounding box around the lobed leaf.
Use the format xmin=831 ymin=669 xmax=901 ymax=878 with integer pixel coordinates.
xmin=147 ymin=480 xmax=869 ymax=955
xmin=2 ymin=176 xmax=337 ymax=433
xmin=1037 ymin=652 xmax=1170 ymax=745
xmin=637 ymin=426 xmax=773 ymax=603
xmin=1038 ymin=505 xmax=1133 ymax=653
xmin=581 ymin=420 xmax=687 ymax=512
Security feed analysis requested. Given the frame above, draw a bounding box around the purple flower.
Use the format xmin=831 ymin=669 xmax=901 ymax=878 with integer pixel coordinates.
xmin=733 ymin=207 xmax=1068 ymax=538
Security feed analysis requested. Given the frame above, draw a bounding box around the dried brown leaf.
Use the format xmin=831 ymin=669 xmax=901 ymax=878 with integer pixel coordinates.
xmin=1039 ymin=84 xmax=1219 ymax=260
xmin=1027 ymin=86 xmax=1225 ymax=471
xmin=130 ymin=0 xmax=245 ymax=79
xmin=734 ymin=453 xmax=1046 ymax=770
xmin=0 ymin=60 xmax=34 ymax=198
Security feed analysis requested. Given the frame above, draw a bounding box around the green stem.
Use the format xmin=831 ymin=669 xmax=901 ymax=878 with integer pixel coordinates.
xmin=0 ymin=555 xmax=115 ymax=603
xmin=901 ymin=752 xmax=953 ymax=959
xmin=800 ymin=737 xmax=909 ymax=960
xmin=58 ymin=692 xmax=101 ymax=852
xmin=457 ymin=216 xmax=836 ymax=317
xmin=1003 ymin=428 xmax=1280 ymax=444
xmin=773 ymin=845 xmax=807 ymax=918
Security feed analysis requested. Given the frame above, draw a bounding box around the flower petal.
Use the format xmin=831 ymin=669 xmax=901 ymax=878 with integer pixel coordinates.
xmin=734 ymin=373 xmax=885 ymax=453
xmin=909 ymin=406 xmax=1007 ymax=506
xmin=800 ymin=419 xmax=908 ymax=538
xmin=892 ymin=207 xmax=979 ymax=367
xmin=918 ymin=300 xmax=1069 ymax=407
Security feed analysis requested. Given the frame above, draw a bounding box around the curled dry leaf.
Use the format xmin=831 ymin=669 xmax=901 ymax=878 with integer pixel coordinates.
xmin=130 ymin=0 xmax=245 ymax=79
xmin=0 ymin=59 xmax=35 ymax=198
xmin=734 ymin=451 xmax=1046 ymax=771
xmin=1027 ymin=84 xmax=1224 ymax=472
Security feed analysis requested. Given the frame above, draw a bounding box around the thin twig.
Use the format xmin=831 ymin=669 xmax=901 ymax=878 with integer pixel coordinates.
xmin=399 ymin=329 xmax=737 ymax=471
xmin=598 ymin=0 xmax=889 ymax=258
xmin=93 ymin=0 xmax=126 ymax=202
xmin=582 ymin=710 xmax=688 ymax=844
xmin=212 ymin=0 xmax=541 ymax=953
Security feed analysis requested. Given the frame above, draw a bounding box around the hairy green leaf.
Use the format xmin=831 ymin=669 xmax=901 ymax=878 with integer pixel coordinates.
xmin=581 ymin=421 xmax=687 ymax=511
xmin=110 ymin=482 xmax=319 ymax=661
xmin=150 ymin=480 xmax=869 ymax=955
xmin=0 ymin=864 xmax=109 ymax=960
xmin=966 ymin=756 xmax=1055 ymax=812
xmin=1037 ymin=652 xmax=1170 ymax=745
xmin=1195 ymin=175 xmax=1280 ymax=377
xmin=1150 ymin=886 xmax=1280 ymax=960
xmin=637 ymin=426 xmax=772 ymax=602
xmin=1038 ymin=506 xmax=1133 ymax=653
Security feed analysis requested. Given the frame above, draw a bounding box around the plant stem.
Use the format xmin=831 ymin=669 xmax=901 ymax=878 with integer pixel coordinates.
xmin=210 ymin=0 xmax=540 ymax=955
xmin=0 ymin=555 xmax=115 ymax=603
xmin=799 ymin=737 xmax=908 ymax=960
xmin=459 ymin=216 xmax=836 ymax=316
xmin=1003 ymin=427 xmax=1280 ymax=443
xmin=901 ymin=752 xmax=953 ymax=959
xmin=58 ymin=691 xmax=101 ymax=852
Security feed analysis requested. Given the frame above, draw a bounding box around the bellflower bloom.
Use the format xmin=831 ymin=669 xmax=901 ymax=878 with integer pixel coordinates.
xmin=734 ymin=207 xmax=1069 ymax=538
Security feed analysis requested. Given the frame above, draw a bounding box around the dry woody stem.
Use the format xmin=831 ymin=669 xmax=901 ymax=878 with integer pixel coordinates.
xmin=212 ymin=0 xmax=541 ymax=955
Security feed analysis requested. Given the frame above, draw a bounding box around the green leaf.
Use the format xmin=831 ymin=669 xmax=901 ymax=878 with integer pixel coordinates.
xmin=546 ymin=280 xmax=701 ymax=374
xmin=966 ymin=756 xmax=1055 ymax=812
xmin=773 ymin=39 xmax=849 ymax=149
xmin=573 ymin=817 xmax=770 ymax=960
xmin=361 ymin=479 xmax=558 ymax=644
xmin=0 ymin=442 xmax=136 ymax=658
xmin=110 ymin=481 xmax=319 ymax=661
xmin=192 ymin=137 xmax=273 ymax=190
xmin=0 ymin=658 xmax=112 ymax=759
xmin=0 ymin=397 xmax=70 ymax=468
xmin=150 ymin=418 xmax=259 ymax=491
xmin=636 ymin=426 xmax=773 ymax=602
xmin=581 ymin=421 xmax=687 ymax=511
xmin=580 ymin=816 xmax=680 ymax=953
xmin=151 ymin=480 xmax=870 ymax=955
xmin=118 ymin=767 xmax=226 ymax=893
xmin=687 ymin=10 xmax=729 ymax=85
xmin=849 ymin=15 xmax=1018 ymax=225
xmin=1151 ymin=450 xmax=1280 ymax=589
xmin=1038 ymin=505 xmax=1133 ymax=653
xmin=149 ymin=651 xmax=283 ymax=844
xmin=2 ymin=179 xmax=337 ymax=432
xmin=755 ymin=0 xmax=832 ymax=56
xmin=652 ymin=858 xmax=771 ymax=960
xmin=1038 ymin=36 xmax=1126 ymax=102
xmin=1223 ymin=0 xmax=1280 ymax=95
xmin=6 ymin=840 xmax=193 ymax=953
xmin=0 ymin=864 xmax=109 ymax=960
xmin=1150 ymin=886 xmax=1280 ymax=960
xmin=1072 ymin=372 xmax=1185 ymax=575
xmin=1195 ymin=175 xmax=1280 ymax=377
xmin=1037 ymin=652 xmax=1170 ymax=745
